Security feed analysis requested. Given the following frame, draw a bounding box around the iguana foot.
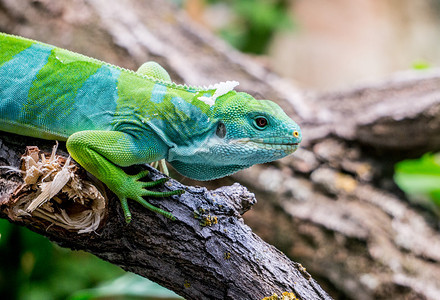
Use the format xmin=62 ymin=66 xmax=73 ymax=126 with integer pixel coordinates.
xmin=117 ymin=170 xmax=184 ymax=223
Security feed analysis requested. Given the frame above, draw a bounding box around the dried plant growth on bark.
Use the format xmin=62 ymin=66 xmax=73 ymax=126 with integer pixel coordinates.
xmin=2 ymin=144 xmax=105 ymax=233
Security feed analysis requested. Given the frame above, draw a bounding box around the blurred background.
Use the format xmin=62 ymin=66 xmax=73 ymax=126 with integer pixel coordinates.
xmin=187 ymin=0 xmax=440 ymax=91
xmin=1 ymin=0 xmax=440 ymax=299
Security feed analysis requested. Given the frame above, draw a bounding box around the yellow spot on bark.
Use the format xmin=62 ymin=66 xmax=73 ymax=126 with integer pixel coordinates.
xmin=262 ymin=292 xmax=298 ymax=300
xmin=184 ymin=280 xmax=191 ymax=288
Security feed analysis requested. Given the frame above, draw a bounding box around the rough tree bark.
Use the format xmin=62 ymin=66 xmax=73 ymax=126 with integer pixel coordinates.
xmin=0 ymin=132 xmax=328 ymax=300
xmin=0 ymin=0 xmax=439 ymax=299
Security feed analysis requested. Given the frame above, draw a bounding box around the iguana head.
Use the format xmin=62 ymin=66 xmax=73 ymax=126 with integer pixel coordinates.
xmin=211 ymin=92 xmax=302 ymax=163
xmin=168 ymin=91 xmax=302 ymax=181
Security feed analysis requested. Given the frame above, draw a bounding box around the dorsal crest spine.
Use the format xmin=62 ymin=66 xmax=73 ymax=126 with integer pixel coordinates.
xmin=197 ymin=81 xmax=239 ymax=106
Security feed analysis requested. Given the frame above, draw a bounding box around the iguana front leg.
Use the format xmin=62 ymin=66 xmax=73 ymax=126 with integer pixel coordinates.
xmin=137 ymin=61 xmax=171 ymax=175
xmin=66 ymin=130 xmax=183 ymax=223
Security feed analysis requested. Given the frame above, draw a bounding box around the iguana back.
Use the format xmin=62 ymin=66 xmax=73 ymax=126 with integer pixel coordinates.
xmin=1 ymin=33 xmax=120 ymax=139
xmin=0 ymin=33 xmax=200 ymax=142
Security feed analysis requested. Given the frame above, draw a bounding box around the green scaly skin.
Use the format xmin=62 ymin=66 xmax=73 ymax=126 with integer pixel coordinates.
xmin=0 ymin=33 xmax=302 ymax=223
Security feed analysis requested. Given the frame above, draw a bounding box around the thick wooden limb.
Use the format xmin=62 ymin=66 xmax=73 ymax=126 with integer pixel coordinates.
xmin=310 ymin=71 xmax=440 ymax=151
xmin=0 ymin=132 xmax=330 ymax=300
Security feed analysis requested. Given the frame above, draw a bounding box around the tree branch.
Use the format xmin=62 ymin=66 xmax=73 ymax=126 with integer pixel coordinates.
xmin=0 ymin=131 xmax=330 ymax=299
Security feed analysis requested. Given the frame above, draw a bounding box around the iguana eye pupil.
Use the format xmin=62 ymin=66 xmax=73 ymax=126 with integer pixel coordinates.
xmin=255 ymin=117 xmax=268 ymax=128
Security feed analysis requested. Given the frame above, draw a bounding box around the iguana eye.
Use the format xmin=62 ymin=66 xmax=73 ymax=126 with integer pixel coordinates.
xmin=216 ymin=122 xmax=226 ymax=138
xmin=254 ymin=117 xmax=268 ymax=129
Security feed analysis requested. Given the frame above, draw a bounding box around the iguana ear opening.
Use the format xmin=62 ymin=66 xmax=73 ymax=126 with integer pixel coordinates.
xmin=216 ymin=122 xmax=226 ymax=138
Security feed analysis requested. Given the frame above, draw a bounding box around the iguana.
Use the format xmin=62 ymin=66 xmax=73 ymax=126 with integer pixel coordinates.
xmin=0 ymin=32 xmax=302 ymax=223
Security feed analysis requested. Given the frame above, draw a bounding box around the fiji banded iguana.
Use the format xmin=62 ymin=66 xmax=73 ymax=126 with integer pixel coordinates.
xmin=0 ymin=33 xmax=302 ymax=222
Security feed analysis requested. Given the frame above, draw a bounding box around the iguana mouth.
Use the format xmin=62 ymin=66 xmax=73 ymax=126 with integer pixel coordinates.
xmin=235 ymin=138 xmax=300 ymax=150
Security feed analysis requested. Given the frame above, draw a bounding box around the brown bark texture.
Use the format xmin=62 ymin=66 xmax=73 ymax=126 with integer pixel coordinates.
xmin=0 ymin=0 xmax=439 ymax=299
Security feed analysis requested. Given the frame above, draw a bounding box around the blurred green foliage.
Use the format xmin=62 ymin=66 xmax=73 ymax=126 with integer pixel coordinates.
xmin=207 ymin=0 xmax=294 ymax=54
xmin=70 ymin=273 xmax=182 ymax=300
xmin=412 ymin=59 xmax=431 ymax=70
xmin=394 ymin=153 xmax=440 ymax=215
xmin=0 ymin=219 xmax=181 ymax=299
xmin=0 ymin=219 xmax=123 ymax=299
